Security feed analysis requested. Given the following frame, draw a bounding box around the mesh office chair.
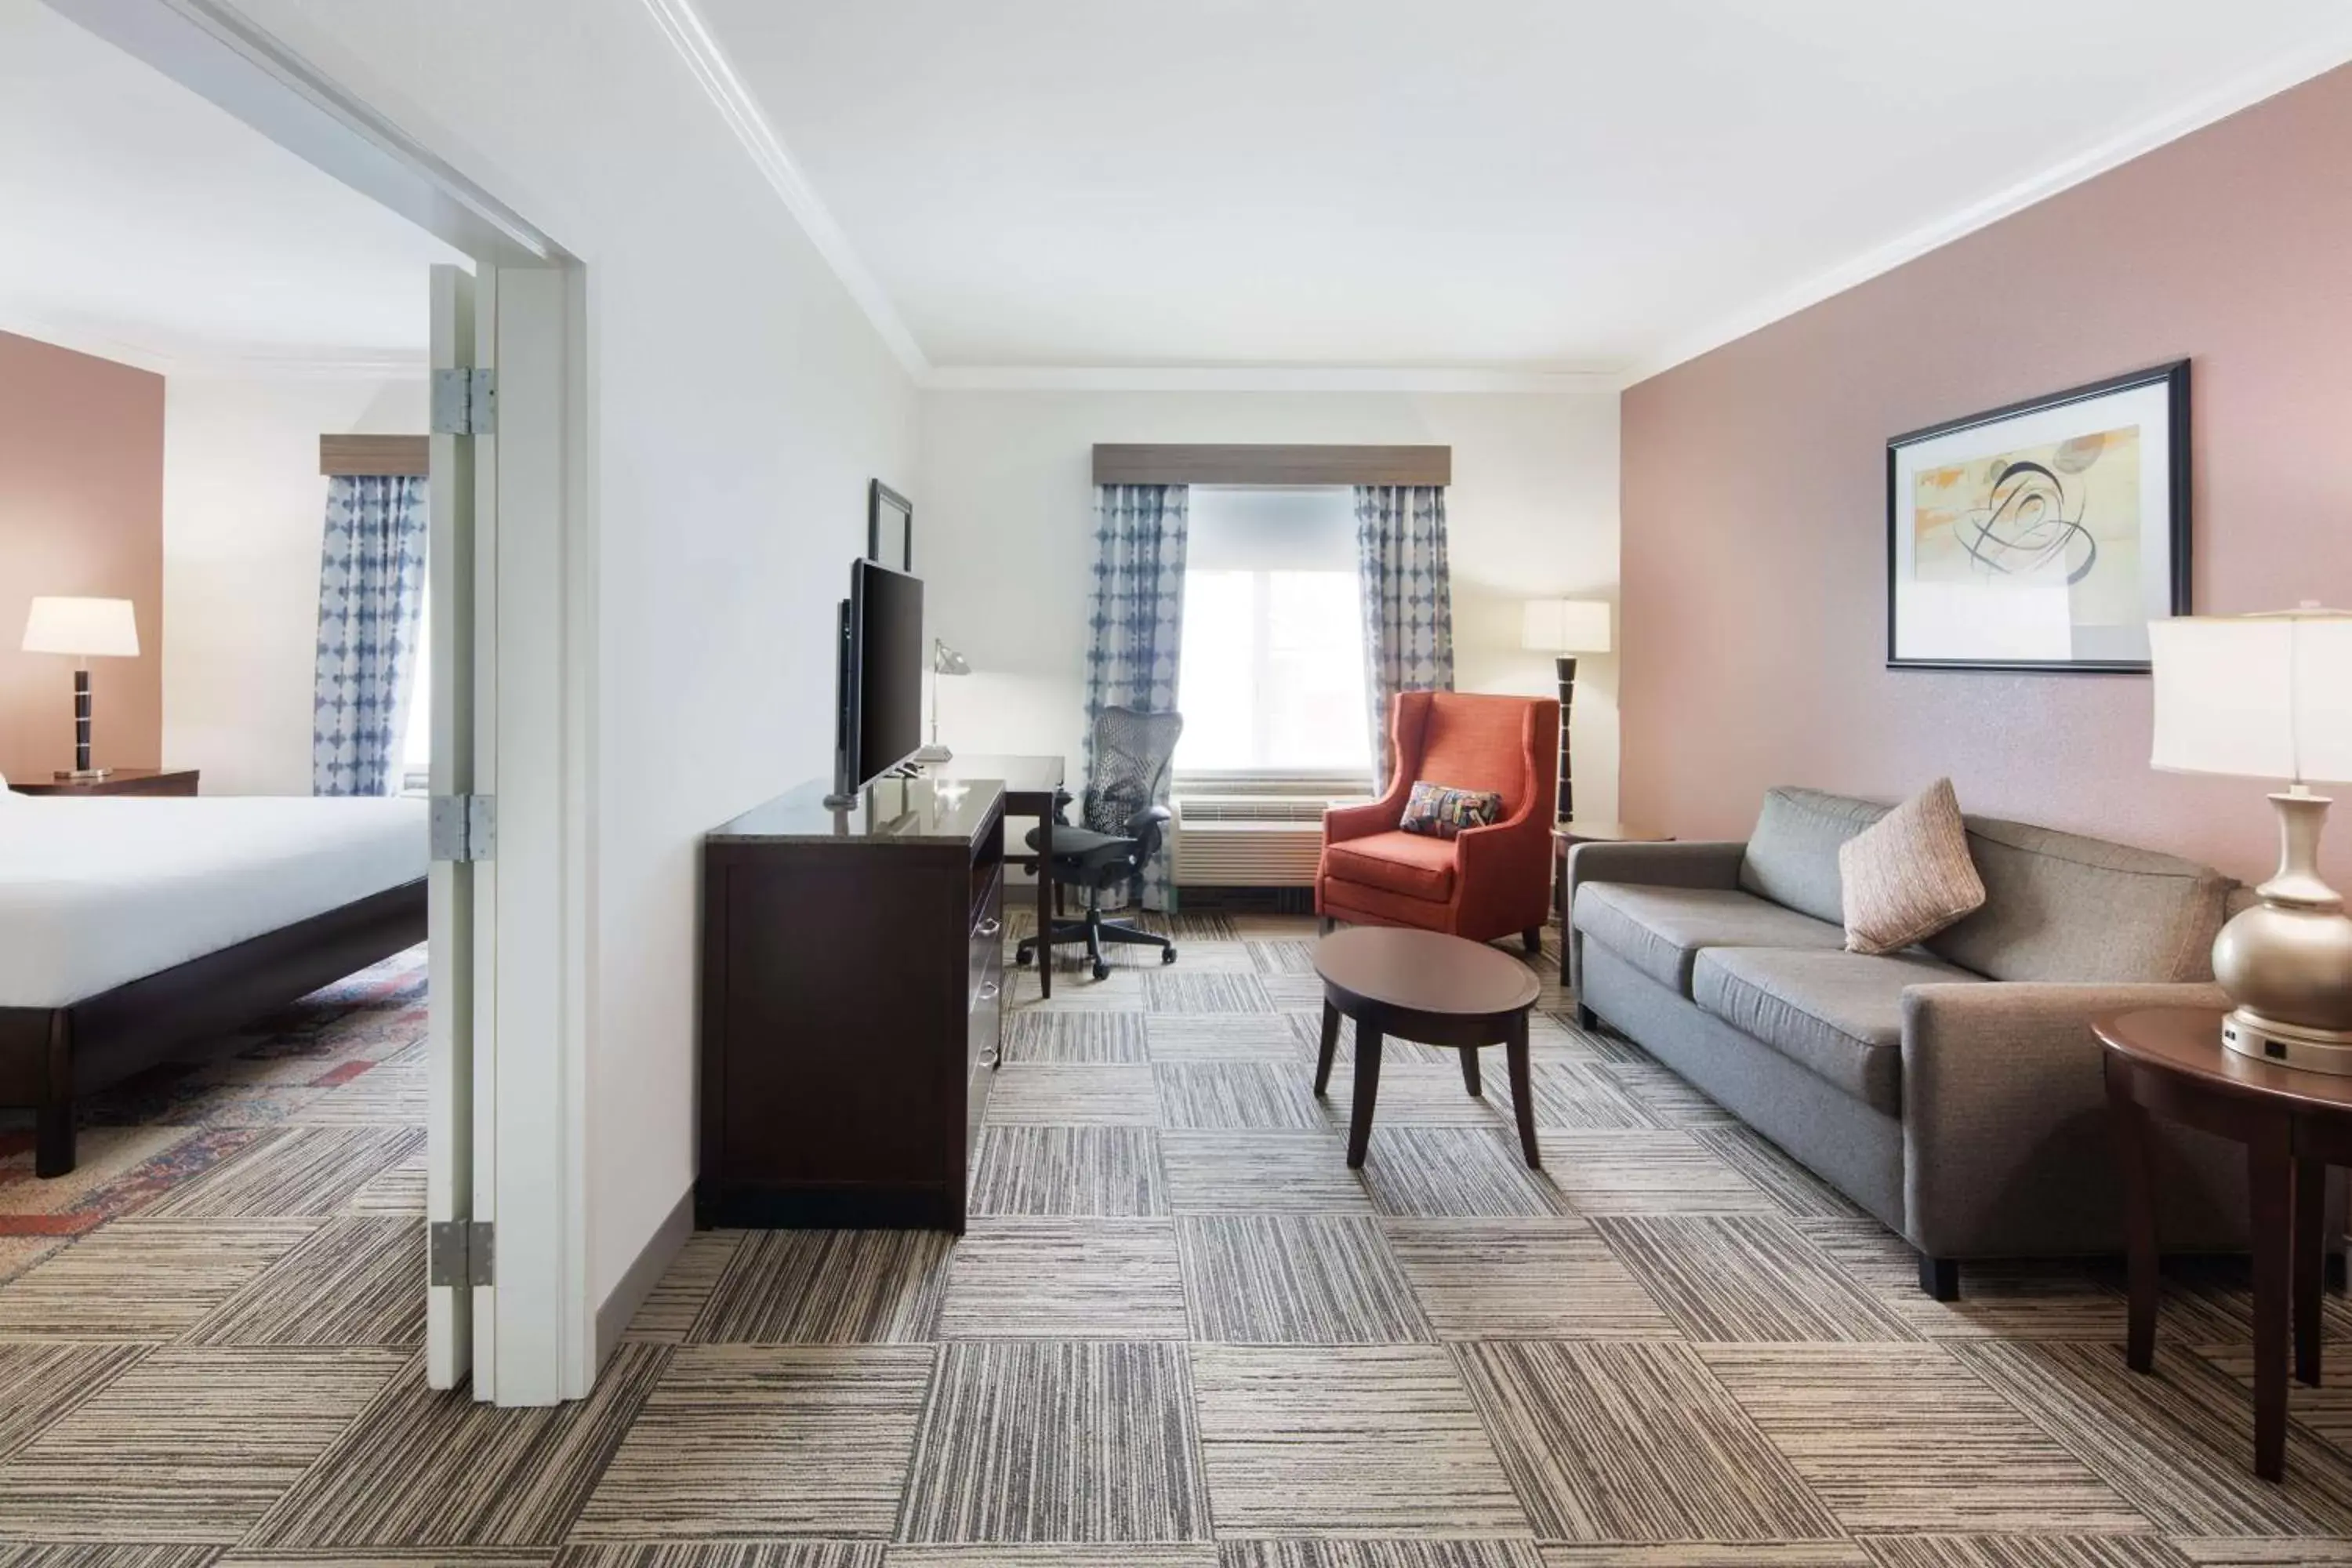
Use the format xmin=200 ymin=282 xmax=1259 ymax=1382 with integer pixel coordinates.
xmin=1016 ymin=706 xmax=1184 ymax=982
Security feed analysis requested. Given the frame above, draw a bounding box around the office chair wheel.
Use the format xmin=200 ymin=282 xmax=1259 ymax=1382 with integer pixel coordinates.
xmin=1092 ymin=961 xmax=1112 ymax=981
xmin=1161 ymin=947 xmax=1178 ymax=964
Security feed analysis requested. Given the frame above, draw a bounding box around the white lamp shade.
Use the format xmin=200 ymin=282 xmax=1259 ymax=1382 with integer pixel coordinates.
xmin=1522 ymin=598 xmax=1613 ymax=654
xmin=2150 ymin=612 xmax=2352 ymax=783
xmin=21 ymin=596 xmax=140 ymax=658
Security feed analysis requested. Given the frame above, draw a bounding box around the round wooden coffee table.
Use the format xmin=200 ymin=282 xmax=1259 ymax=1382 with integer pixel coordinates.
xmin=1312 ymin=927 xmax=1544 ymax=1170
xmin=2096 ymin=1007 xmax=2352 ymax=1482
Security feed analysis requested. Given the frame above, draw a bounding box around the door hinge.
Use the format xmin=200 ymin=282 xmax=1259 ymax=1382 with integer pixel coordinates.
xmin=430 ymin=366 xmax=497 ymax=435
xmin=430 ymin=793 xmax=496 ymax=862
xmin=429 ymin=1219 xmax=495 ymax=1288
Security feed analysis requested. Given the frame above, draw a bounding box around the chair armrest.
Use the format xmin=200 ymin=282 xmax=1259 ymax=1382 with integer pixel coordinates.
xmin=1453 ymin=787 xmax=1550 ymax=913
xmin=1900 ymin=981 xmax=2239 ymax=1258
xmin=1324 ymin=779 xmax=1410 ymax=845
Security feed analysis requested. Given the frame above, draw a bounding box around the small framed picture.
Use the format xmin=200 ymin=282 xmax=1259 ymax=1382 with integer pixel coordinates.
xmin=1886 ymin=361 xmax=2189 ymax=672
xmin=868 ymin=480 xmax=913 ymax=573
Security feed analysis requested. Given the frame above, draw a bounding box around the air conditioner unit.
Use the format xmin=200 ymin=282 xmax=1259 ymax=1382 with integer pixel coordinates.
xmin=1172 ymin=793 xmax=1359 ymax=887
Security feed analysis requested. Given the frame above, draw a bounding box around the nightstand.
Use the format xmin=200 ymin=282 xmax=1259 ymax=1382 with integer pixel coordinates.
xmin=9 ymin=767 xmax=200 ymax=797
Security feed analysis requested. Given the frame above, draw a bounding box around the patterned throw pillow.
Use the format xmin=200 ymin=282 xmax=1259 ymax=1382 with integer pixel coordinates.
xmin=1399 ymin=780 xmax=1504 ymax=840
xmin=1837 ymin=777 xmax=1987 ymax=954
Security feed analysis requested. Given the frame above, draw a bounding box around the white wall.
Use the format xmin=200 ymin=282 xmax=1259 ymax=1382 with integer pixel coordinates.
xmin=223 ymin=0 xmax=922 ymax=1312
xmin=917 ymin=390 xmax=1622 ymax=821
xmin=162 ymin=373 xmax=427 ymax=795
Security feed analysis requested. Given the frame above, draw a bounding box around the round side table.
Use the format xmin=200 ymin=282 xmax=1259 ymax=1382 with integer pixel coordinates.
xmin=1312 ymin=927 xmax=1542 ymax=1170
xmin=2095 ymin=1007 xmax=2352 ymax=1482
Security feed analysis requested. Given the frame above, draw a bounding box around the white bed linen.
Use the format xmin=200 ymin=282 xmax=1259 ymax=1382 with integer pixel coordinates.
xmin=0 ymin=795 xmax=427 ymax=1008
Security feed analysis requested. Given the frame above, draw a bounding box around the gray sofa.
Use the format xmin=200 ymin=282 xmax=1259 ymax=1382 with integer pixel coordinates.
xmin=1567 ymin=786 xmax=2270 ymax=1298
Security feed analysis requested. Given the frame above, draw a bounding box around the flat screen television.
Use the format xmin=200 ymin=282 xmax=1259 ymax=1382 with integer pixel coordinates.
xmin=831 ymin=557 xmax=924 ymax=803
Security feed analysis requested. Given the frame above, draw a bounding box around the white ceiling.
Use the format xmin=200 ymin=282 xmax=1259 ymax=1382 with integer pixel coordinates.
xmin=0 ymin=0 xmax=464 ymax=373
xmin=695 ymin=0 xmax=2352 ymax=380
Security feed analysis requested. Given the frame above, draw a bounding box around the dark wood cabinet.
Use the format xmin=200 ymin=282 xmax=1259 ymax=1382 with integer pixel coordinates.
xmin=699 ymin=777 xmax=1005 ymax=1231
xmin=10 ymin=768 xmax=199 ymax=797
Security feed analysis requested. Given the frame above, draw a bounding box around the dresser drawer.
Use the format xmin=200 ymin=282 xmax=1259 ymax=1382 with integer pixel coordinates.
xmin=969 ymin=865 xmax=1005 ymax=1003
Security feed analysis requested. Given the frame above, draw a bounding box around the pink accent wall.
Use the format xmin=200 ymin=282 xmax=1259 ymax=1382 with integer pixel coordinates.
xmin=1621 ymin=64 xmax=2352 ymax=887
xmin=0 ymin=332 xmax=165 ymax=782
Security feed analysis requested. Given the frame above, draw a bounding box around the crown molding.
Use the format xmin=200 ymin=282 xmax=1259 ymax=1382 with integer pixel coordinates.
xmin=921 ymin=364 xmax=1623 ymax=394
xmin=637 ymin=0 xmax=931 ymax=380
xmin=1621 ymin=24 xmax=2352 ymax=388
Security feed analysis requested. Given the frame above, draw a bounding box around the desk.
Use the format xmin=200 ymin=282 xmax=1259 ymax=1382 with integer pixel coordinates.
xmin=934 ymin=755 xmax=1065 ymax=997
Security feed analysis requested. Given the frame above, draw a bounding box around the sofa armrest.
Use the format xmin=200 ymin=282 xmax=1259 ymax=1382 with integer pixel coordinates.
xmin=1900 ymin=981 xmax=2240 ymax=1259
xmin=1563 ymin=840 xmax=1745 ymax=993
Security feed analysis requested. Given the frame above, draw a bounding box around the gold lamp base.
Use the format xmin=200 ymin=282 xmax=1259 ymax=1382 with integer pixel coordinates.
xmin=2215 ymin=787 xmax=2352 ymax=1076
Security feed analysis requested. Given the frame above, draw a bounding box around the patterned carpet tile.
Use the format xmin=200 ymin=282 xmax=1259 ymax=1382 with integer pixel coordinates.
xmin=967 ymin=1126 xmax=1168 ymax=1217
xmin=1189 ymin=1345 xmax=1530 ymax=1537
xmin=346 ymin=1145 xmax=429 ymax=1217
xmin=2190 ymin=1342 xmax=2352 ymax=1454
xmin=1005 ymin=1011 xmax=1151 ymax=1064
xmin=1593 ymin=1214 xmax=1920 ymax=1342
xmin=982 ymin=1065 xmax=1162 ymax=1125
xmin=890 ymin=1551 xmax=1213 ymax=1568
xmin=2167 ymin=1543 xmax=2352 ymax=1566
xmin=622 ymin=1232 xmax=746 ymax=1345
xmin=1598 ymin=1061 xmax=1740 ymax=1128
xmin=0 ymin=1218 xmax=318 ymax=1340
xmin=1145 ymin=972 xmax=1276 ymax=1014
xmin=938 ymin=1220 xmax=1189 ymax=1339
xmin=1178 ymin=1214 xmax=1432 ymax=1344
xmin=1540 ymin=1548 xmax=1871 ymax=1567
xmin=1158 ymin=1062 xmax=1328 ymax=1131
xmin=688 ymin=1230 xmax=951 ymax=1345
xmin=1247 ymin=939 xmax=1318 ymax=975
xmin=0 ymin=1548 xmax=229 ymax=1568
xmin=1948 ymin=1342 xmax=2352 ymax=1538
xmin=572 ymin=1346 xmax=931 ymax=1541
xmin=0 ymin=1123 xmax=254 ymax=1222
xmin=279 ymin=1065 xmax=428 ymax=1126
xmin=1453 ymin=1339 xmax=1842 ymax=1544
xmin=1284 ymin=1011 xmax=1456 ymax=1068
xmin=1354 ymin=1127 xmax=1569 ymax=1218
xmin=1794 ymin=1219 xmax=2135 ymax=1341
xmin=183 ymin=1215 xmax=424 ymax=1348
xmin=0 ymin=1347 xmax=405 ymax=1541
xmin=1858 ymin=1540 xmax=2195 ymax=1567
xmin=1223 ymin=1544 xmax=1547 ymax=1568
xmin=0 ymin=1342 xmax=149 ymax=1461
xmin=1381 ymin=1218 xmax=1676 ymax=1340
xmin=1315 ymin=1064 xmax=1522 ymax=1130
xmin=555 ymin=1548 xmax=881 ymax=1568
xmin=247 ymin=1343 xmax=669 ymax=1550
xmin=897 ymin=1341 xmax=1210 ymax=1544
xmin=1149 ymin=1013 xmax=1302 ymax=1061
xmin=1497 ymin=1062 xmax=1670 ymax=1131
xmin=1517 ymin=1133 xmax=1776 ymax=1214
xmin=143 ymin=1127 xmax=426 ymax=1219
xmin=1690 ymin=1127 xmax=1867 ymax=1219
xmin=1160 ymin=1131 xmax=1375 ymax=1214
xmin=1700 ymin=1343 xmax=2152 ymax=1535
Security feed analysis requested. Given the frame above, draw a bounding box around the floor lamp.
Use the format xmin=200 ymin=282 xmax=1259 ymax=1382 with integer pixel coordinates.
xmin=1521 ymin=599 xmax=1612 ymax=823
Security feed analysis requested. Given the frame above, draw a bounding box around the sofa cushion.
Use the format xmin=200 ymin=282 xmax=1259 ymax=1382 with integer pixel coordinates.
xmin=1838 ymin=778 xmax=1985 ymax=955
xmin=1693 ymin=946 xmax=1983 ymax=1115
xmin=1926 ymin=815 xmax=2237 ymax=983
xmin=1573 ymin=882 xmax=1847 ymax=996
xmin=1326 ymin=830 xmax=1457 ymax=902
xmin=1740 ymin=786 xmax=1889 ymax=925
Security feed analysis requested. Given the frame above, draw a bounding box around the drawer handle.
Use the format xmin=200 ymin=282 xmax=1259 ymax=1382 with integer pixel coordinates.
xmin=976 ymin=917 xmax=1001 ymax=938
xmin=978 ymin=980 xmax=1000 ymax=1002
xmin=978 ymin=1047 xmax=999 ymax=1068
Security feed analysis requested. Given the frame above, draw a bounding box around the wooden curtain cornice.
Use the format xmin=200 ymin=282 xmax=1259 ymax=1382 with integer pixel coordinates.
xmin=1091 ymin=443 xmax=1450 ymax=488
xmin=319 ymin=434 xmax=429 ymax=477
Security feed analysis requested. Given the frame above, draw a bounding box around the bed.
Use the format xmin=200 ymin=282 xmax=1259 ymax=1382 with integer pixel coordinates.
xmin=0 ymin=793 xmax=428 ymax=1175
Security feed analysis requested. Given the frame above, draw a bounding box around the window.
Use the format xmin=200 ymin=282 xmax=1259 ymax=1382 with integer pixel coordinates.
xmin=1174 ymin=486 xmax=1369 ymax=777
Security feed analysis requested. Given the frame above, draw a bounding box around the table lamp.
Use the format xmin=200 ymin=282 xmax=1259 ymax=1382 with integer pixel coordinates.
xmin=914 ymin=638 xmax=970 ymax=765
xmin=20 ymin=596 xmax=141 ymax=779
xmin=1521 ymin=598 xmax=1613 ymax=822
xmin=2150 ymin=606 xmax=2352 ymax=1074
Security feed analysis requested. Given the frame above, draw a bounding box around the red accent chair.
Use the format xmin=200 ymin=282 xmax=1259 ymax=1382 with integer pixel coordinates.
xmin=1317 ymin=691 xmax=1560 ymax=949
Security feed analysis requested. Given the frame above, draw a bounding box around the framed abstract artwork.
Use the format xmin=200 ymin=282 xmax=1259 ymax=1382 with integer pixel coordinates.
xmin=1886 ymin=360 xmax=2189 ymax=672
xmin=868 ymin=480 xmax=913 ymax=573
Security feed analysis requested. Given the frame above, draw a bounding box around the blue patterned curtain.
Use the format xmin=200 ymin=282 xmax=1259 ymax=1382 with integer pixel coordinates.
xmin=313 ymin=474 xmax=428 ymax=796
xmin=1356 ymin=485 xmax=1456 ymax=788
xmin=1083 ymin=483 xmax=1189 ymax=909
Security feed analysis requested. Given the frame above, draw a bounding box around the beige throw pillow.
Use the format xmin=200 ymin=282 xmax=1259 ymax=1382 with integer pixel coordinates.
xmin=1837 ymin=778 xmax=1985 ymax=955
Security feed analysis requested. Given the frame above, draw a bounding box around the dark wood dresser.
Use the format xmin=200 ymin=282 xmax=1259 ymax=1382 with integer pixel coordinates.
xmin=699 ymin=776 xmax=1005 ymax=1231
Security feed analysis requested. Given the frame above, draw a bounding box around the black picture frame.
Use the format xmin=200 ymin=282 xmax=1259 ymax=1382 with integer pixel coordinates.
xmin=1885 ymin=359 xmax=2190 ymax=673
xmin=868 ymin=480 xmax=913 ymax=574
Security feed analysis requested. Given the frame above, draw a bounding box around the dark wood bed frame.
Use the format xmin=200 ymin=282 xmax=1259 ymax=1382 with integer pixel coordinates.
xmin=0 ymin=879 xmax=428 ymax=1177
